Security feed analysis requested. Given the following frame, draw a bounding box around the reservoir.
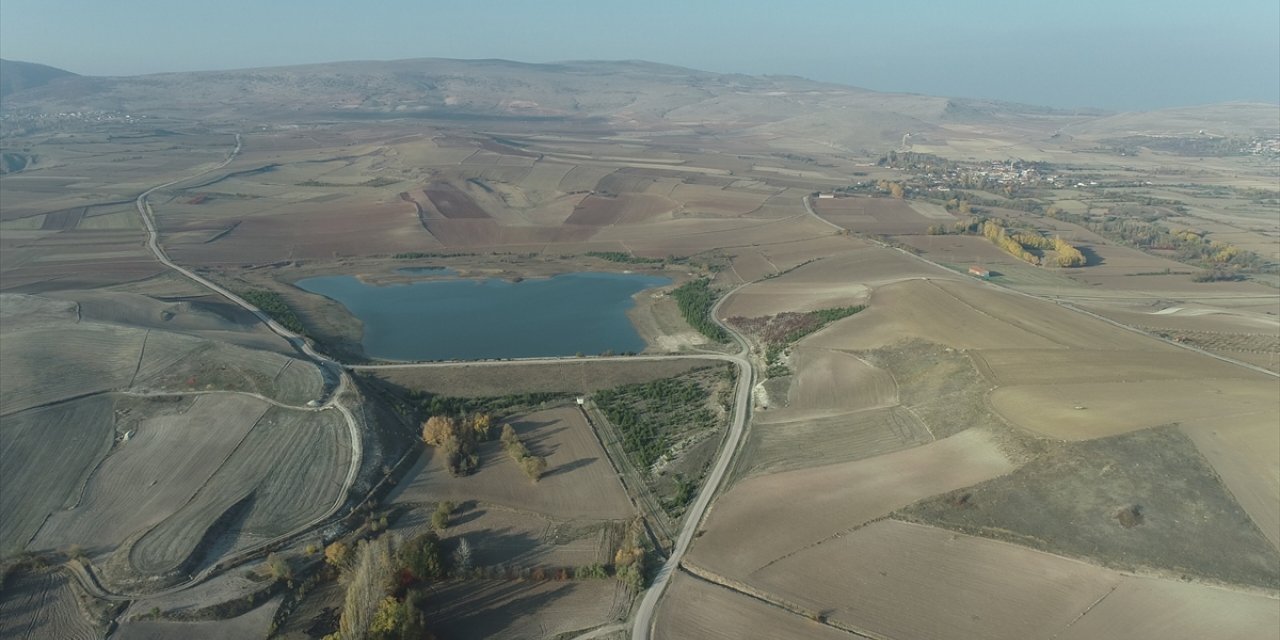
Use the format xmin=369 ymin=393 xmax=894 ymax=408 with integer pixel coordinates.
xmin=296 ymin=271 xmax=670 ymax=361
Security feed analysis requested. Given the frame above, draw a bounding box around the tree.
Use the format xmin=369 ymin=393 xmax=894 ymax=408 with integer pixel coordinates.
xmin=431 ymin=502 xmax=453 ymax=531
xmin=337 ymin=536 xmax=398 ymax=640
xmin=520 ymin=455 xmax=548 ymax=481
xmin=421 ymin=416 xmax=458 ymax=447
xmin=365 ymin=593 xmax=427 ymax=640
xmin=453 ymin=537 xmax=472 ymax=574
xmin=400 ymin=532 xmax=445 ymax=581
xmin=266 ymin=552 xmax=293 ymax=582
xmin=470 ymin=413 xmax=493 ymax=439
xmin=325 ymin=541 xmax=351 ymax=570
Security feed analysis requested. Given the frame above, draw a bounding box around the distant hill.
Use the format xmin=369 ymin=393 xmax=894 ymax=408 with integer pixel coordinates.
xmin=0 ymin=59 xmax=78 ymax=99
xmin=2 ymin=57 xmax=1273 ymax=154
xmin=0 ymin=57 xmax=1104 ymax=152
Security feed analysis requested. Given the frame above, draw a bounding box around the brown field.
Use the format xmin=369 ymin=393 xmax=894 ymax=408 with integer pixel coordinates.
xmin=689 ymin=429 xmax=1014 ymax=579
xmin=387 ymin=406 xmax=634 ymax=520
xmin=654 ymin=573 xmax=853 ymax=640
xmin=900 ymin=426 xmax=1280 ymax=590
xmin=806 ymin=277 xmax=1169 ymax=351
xmin=719 ymin=245 xmax=933 ymax=319
xmin=971 ymin=347 xmax=1255 ymax=386
xmin=425 ymin=579 xmax=627 ymax=640
xmin=391 ymin=504 xmax=619 ymax=569
xmin=769 ymin=347 xmax=897 ymax=417
xmin=1181 ymin=416 xmax=1280 ymax=551
xmin=563 ymin=193 xmax=676 ymax=226
xmin=1055 ymin=577 xmax=1280 ymax=640
xmin=744 ymin=520 xmax=1122 ymax=640
xmin=989 ymin=377 xmax=1278 ymax=440
xmin=737 ymin=407 xmax=933 ymax=478
xmin=812 ymin=196 xmax=936 ymax=234
xmin=424 ymin=182 xmax=492 ymax=219
xmin=669 ymin=183 xmax=772 ymax=216
xmin=369 ymin=358 xmax=717 ymax=397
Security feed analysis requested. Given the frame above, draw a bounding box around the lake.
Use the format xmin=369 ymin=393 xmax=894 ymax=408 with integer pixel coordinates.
xmin=296 ymin=271 xmax=671 ymax=361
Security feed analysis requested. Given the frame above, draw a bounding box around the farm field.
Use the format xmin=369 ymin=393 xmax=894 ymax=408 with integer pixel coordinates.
xmin=0 ymin=395 xmax=117 ymax=555
xmin=688 ymin=429 xmax=1015 ymax=579
xmin=391 ymin=503 xmax=619 ymax=569
xmin=1054 ymin=577 xmax=1280 ymax=640
xmin=120 ymin=405 xmax=349 ymax=580
xmin=653 ymin=573 xmax=852 ymax=640
xmin=32 ymin=393 xmax=270 ymax=554
xmin=989 ymin=377 xmax=1278 ymax=440
xmin=0 ymin=569 xmax=100 ymax=640
xmin=425 ymin=579 xmax=627 ymax=640
xmin=900 ymin=426 xmax=1280 ymax=590
xmin=113 ymin=596 xmax=282 ymax=640
xmin=0 ymin=314 xmax=322 ymax=416
xmin=387 ymin=406 xmax=633 ymax=521
xmin=740 ymin=520 xmax=1163 ymax=640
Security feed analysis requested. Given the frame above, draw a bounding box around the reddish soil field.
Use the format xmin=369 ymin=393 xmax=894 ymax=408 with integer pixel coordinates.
xmin=165 ymin=201 xmax=438 ymax=264
xmin=563 ymin=194 xmax=675 ymax=226
xmin=424 ymin=182 xmax=492 ymax=219
xmin=424 ymin=219 xmax=597 ymax=247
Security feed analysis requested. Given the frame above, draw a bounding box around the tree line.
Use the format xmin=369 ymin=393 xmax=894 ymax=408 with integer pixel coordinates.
xmin=670 ymin=279 xmax=728 ymax=342
xmin=239 ymin=289 xmax=307 ymax=334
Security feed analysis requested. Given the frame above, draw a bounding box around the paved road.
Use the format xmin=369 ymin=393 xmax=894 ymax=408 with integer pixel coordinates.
xmin=630 ymin=285 xmax=754 ymax=640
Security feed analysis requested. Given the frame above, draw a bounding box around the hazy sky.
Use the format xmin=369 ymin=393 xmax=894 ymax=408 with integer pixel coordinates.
xmin=2 ymin=0 xmax=1277 ymax=111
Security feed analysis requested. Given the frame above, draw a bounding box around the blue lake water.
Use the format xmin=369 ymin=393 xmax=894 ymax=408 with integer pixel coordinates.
xmin=296 ymin=272 xmax=670 ymax=361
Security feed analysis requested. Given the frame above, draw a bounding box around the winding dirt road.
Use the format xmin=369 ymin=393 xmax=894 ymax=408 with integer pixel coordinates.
xmin=68 ymin=134 xmax=366 ymax=602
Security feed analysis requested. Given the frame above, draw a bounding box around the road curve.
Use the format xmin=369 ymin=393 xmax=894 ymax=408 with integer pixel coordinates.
xmin=631 ymin=284 xmax=754 ymax=640
xmin=74 ymin=134 xmax=367 ymax=600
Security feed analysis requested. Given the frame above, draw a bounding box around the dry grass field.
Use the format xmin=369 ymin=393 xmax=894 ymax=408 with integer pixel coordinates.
xmin=387 ymin=406 xmax=633 ymax=521
xmin=900 ymin=426 xmax=1279 ymax=590
xmin=1054 ymin=577 xmax=1280 ymax=640
xmin=743 ymin=520 xmax=1113 ymax=640
xmin=989 ymin=377 xmax=1277 ymax=440
xmin=0 ymin=569 xmax=100 ymax=640
xmin=812 ymin=196 xmax=937 ymax=235
xmin=392 ymin=504 xmax=618 ymax=569
xmin=0 ymin=396 xmax=116 ymax=555
xmin=653 ymin=573 xmax=853 ymax=640
xmin=121 ymin=406 xmax=348 ymax=578
xmin=32 ymin=394 xmax=270 ymax=554
xmin=689 ymin=429 xmax=1014 ymax=579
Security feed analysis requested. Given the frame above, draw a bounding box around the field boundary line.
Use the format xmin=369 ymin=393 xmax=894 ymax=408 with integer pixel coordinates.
xmin=1049 ymin=582 xmax=1121 ymax=640
xmin=679 ymin=561 xmax=879 ymax=639
xmin=126 ymin=329 xmax=150 ymax=389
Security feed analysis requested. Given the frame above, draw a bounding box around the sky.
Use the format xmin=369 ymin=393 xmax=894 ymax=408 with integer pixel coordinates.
xmin=2 ymin=0 xmax=1278 ymax=111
